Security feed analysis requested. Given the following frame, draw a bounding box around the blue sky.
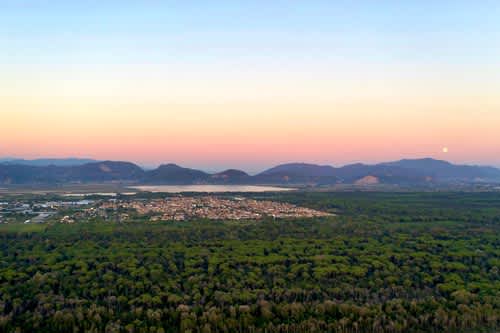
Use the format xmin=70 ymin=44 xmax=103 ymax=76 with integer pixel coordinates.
xmin=1 ymin=1 xmax=500 ymax=170
xmin=2 ymin=1 xmax=499 ymax=66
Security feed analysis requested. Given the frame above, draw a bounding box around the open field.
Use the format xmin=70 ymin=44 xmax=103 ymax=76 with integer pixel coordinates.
xmin=0 ymin=183 xmax=134 ymax=195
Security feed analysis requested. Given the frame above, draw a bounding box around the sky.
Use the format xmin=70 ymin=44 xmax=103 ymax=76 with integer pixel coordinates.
xmin=1 ymin=1 xmax=500 ymax=172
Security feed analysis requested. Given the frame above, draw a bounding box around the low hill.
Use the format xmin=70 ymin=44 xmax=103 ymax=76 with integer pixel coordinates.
xmin=335 ymin=163 xmax=430 ymax=185
xmin=68 ymin=161 xmax=145 ymax=182
xmin=0 ymin=161 xmax=144 ymax=184
xmin=211 ymin=169 xmax=251 ymax=183
xmin=144 ymin=164 xmax=210 ymax=184
xmin=255 ymin=163 xmax=338 ymax=184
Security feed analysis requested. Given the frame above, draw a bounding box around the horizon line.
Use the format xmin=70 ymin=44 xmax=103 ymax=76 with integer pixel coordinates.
xmin=2 ymin=156 xmax=500 ymax=174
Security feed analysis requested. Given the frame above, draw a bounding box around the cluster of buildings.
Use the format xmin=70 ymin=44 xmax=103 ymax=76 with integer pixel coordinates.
xmin=0 ymin=201 xmax=43 ymax=224
xmin=118 ymin=196 xmax=331 ymax=221
xmin=1 ymin=196 xmax=332 ymax=224
xmin=67 ymin=203 xmax=130 ymax=223
xmin=0 ymin=199 xmax=95 ymax=224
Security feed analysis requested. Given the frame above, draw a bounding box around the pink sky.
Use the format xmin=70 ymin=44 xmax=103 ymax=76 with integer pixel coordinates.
xmin=2 ymin=97 xmax=499 ymax=172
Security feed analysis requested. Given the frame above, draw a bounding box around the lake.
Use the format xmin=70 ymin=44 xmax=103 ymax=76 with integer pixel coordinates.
xmin=130 ymin=185 xmax=295 ymax=193
xmin=62 ymin=193 xmax=137 ymax=197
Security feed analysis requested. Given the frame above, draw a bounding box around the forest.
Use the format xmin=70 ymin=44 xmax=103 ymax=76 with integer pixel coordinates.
xmin=0 ymin=192 xmax=499 ymax=332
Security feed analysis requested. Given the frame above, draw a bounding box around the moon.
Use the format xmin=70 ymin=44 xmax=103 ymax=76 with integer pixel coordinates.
xmin=442 ymin=147 xmax=449 ymax=153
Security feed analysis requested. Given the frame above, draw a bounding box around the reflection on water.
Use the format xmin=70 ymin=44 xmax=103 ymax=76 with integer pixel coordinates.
xmin=131 ymin=185 xmax=295 ymax=193
xmin=63 ymin=192 xmax=137 ymax=197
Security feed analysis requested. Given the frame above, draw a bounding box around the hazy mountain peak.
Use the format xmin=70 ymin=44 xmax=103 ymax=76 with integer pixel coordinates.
xmin=387 ymin=158 xmax=452 ymax=167
xmin=158 ymin=163 xmax=183 ymax=169
xmin=0 ymin=157 xmax=99 ymax=167
xmin=214 ymin=169 xmax=249 ymax=177
xmin=259 ymin=163 xmax=336 ymax=176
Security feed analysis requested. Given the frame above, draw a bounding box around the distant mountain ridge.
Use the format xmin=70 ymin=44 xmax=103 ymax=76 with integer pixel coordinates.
xmin=0 ymin=158 xmax=499 ymax=185
xmin=381 ymin=158 xmax=500 ymax=181
xmin=0 ymin=158 xmax=99 ymax=167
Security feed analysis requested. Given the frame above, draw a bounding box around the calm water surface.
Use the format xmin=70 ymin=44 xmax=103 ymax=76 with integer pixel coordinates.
xmin=131 ymin=185 xmax=295 ymax=193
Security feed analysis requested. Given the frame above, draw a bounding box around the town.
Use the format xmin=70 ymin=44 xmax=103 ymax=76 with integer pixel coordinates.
xmin=104 ymin=196 xmax=332 ymax=221
xmin=0 ymin=196 xmax=332 ymax=224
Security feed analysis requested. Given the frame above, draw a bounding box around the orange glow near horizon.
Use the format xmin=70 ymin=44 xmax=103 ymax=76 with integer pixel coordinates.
xmin=2 ymin=62 xmax=500 ymax=170
xmin=2 ymin=94 xmax=500 ymax=171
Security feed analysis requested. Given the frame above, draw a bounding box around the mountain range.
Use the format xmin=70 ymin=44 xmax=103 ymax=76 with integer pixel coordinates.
xmin=0 ymin=158 xmax=99 ymax=167
xmin=0 ymin=158 xmax=499 ymax=186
